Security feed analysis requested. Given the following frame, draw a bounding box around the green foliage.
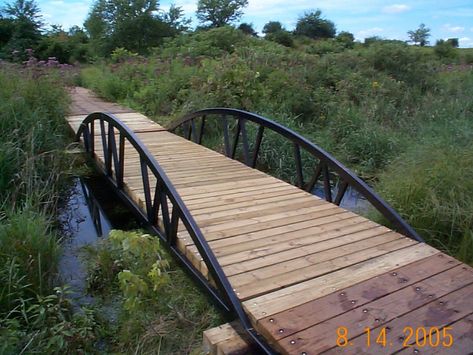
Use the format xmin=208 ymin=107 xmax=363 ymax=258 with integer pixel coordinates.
xmin=266 ymin=30 xmax=294 ymax=47
xmin=434 ymin=39 xmax=458 ymax=61
xmin=446 ymin=38 xmax=459 ymax=48
xmin=110 ymin=47 xmax=138 ymax=63
xmin=84 ymin=0 xmax=177 ymax=55
xmin=262 ymin=20 xmax=283 ymax=35
xmin=162 ymin=4 xmax=191 ymax=34
xmin=461 ymin=49 xmax=473 ymax=64
xmin=1 ymin=0 xmax=43 ymax=59
xmin=0 ymin=211 xmax=59 ymax=295
xmin=407 ymin=23 xmax=431 ymax=46
xmin=158 ymin=26 xmax=248 ymax=59
xmin=36 ymin=26 xmax=90 ymax=63
xmin=0 ymin=66 xmax=71 ymax=206
xmin=238 ymin=22 xmax=257 ymax=37
xmin=80 ymin=28 xmax=446 ymax=180
xmin=294 ymin=9 xmax=336 ymax=39
xmin=0 ymin=65 xmax=100 ymax=353
xmin=196 ymin=0 xmax=248 ymax=28
xmin=86 ymin=230 xmax=222 ymax=352
xmin=362 ymin=42 xmax=434 ymax=88
xmin=0 ymin=17 xmax=15 ymax=47
xmin=87 ymin=230 xmax=169 ymax=301
xmin=305 ymin=38 xmax=345 ymax=55
xmin=336 ymin=31 xmax=355 ymax=48
xmin=377 ymin=144 xmax=473 ymax=264
xmin=0 ymin=285 xmax=100 ymax=353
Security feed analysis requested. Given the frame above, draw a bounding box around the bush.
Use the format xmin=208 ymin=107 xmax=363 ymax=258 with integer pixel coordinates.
xmin=434 ymin=39 xmax=458 ymax=61
xmin=266 ymin=30 xmax=294 ymax=47
xmin=305 ymin=39 xmax=345 ymax=55
xmin=362 ymin=42 xmax=436 ymax=89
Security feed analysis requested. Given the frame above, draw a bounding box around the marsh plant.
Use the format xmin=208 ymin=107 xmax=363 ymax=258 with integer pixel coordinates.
xmin=0 ymin=64 xmax=101 ymax=352
xmin=85 ymin=230 xmax=223 ymax=353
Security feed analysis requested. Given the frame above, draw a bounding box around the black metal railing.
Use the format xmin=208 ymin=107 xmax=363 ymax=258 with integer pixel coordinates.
xmin=76 ymin=112 xmax=275 ymax=354
xmin=169 ymin=108 xmax=423 ymax=242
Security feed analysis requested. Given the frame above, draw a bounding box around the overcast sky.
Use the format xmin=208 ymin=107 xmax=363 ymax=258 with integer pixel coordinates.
xmin=3 ymin=0 xmax=473 ymax=47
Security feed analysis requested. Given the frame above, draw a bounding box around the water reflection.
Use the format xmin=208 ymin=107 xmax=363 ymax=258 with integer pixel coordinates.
xmin=58 ymin=178 xmax=111 ymax=306
xmin=312 ymin=184 xmax=371 ymax=214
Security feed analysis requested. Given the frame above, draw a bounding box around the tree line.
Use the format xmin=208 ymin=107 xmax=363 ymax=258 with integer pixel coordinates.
xmin=0 ymin=0 xmax=462 ymax=63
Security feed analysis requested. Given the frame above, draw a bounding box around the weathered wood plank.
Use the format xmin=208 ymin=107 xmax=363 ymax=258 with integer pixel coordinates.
xmin=257 ymin=253 xmax=461 ymax=344
xmin=323 ymin=277 xmax=473 ymax=354
xmin=234 ymin=238 xmax=417 ymax=300
xmin=243 ymin=244 xmax=439 ymax=322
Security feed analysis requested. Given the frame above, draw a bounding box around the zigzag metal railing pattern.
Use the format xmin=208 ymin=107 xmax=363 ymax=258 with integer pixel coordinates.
xmin=76 ymin=112 xmax=276 ymax=354
xmin=169 ymin=108 xmax=423 ymax=242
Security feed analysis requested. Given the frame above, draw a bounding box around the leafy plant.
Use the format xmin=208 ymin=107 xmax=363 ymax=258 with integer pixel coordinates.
xmin=85 ymin=229 xmax=223 ymax=352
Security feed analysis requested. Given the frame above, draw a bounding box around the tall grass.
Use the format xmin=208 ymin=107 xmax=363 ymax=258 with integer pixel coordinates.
xmin=376 ymin=144 xmax=473 ymax=265
xmin=0 ymin=64 xmax=99 ymax=352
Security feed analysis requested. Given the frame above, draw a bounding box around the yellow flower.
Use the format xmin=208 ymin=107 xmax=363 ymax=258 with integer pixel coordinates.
xmin=372 ymin=81 xmax=379 ymax=89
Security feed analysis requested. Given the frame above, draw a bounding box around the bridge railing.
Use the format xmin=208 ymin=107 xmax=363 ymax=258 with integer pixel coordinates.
xmin=76 ymin=112 xmax=275 ymax=354
xmin=169 ymin=108 xmax=423 ymax=242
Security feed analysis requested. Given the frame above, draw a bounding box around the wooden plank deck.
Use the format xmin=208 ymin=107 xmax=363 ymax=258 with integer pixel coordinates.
xmin=67 ymin=87 xmax=473 ymax=354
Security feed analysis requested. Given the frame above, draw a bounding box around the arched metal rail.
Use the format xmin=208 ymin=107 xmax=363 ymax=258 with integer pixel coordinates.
xmin=168 ymin=108 xmax=423 ymax=242
xmin=76 ymin=112 xmax=275 ymax=354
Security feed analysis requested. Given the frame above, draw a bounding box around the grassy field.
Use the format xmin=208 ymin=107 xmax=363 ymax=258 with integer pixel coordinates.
xmin=80 ymin=27 xmax=473 ymax=265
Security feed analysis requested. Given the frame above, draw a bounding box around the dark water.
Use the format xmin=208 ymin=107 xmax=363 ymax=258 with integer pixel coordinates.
xmin=312 ymin=184 xmax=371 ymax=213
xmin=57 ymin=177 xmax=138 ymax=306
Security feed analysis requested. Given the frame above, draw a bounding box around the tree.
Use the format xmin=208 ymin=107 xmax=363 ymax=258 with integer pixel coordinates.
xmin=262 ymin=21 xmax=283 ymax=35
xmin=84 ymin=0 xmax=177 ymax=55
xmin=196 ymin=0 xmax=248 ymax=28
xmin=1 ymin=0 xmax=43 ymax=57
xmin=36 ymin=25 xmax=90 ymax=63
xmin=0 ymin=16 xmax=15 ymax=48
xmin=162 ymin=4 xmax=191 ymax=34
xmin=294 ymin=10 xmax=336 ymax=39
xmin=447 ymin=38 xmax=459 ymax=48
xmin=407 ymin=23 xmax=430 ymax=46
xmin=238 ymin=22 xmax=257 ymax=36
xmin=4 ymin=0 xmax=42 ymax=29
xmin=336 ymin=31 xmax=354 ymax=48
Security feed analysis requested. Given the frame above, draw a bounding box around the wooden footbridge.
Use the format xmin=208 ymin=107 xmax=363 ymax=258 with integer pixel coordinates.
xmin=67 ymin=87 xmax=473 ymax=354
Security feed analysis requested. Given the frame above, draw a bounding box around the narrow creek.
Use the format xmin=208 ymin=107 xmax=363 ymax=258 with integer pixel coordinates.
xmin=57 ymin=177 xmax=139 ymax=307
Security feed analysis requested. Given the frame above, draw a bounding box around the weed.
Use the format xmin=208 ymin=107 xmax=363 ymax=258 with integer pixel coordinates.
xmin=85 ymin=230 xmax=223 ymax=353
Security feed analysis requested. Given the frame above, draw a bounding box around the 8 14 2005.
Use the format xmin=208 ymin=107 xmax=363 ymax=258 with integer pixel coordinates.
xmin=336 ymin=326 xmax=454 ymax=348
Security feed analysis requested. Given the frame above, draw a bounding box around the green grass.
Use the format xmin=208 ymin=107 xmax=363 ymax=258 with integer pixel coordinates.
xmin=0 ymin=64 xmax=103 ymax=353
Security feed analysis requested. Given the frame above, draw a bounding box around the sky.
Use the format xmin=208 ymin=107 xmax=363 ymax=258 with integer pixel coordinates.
xmin=2 ymin=0 xmax=473 ymax=47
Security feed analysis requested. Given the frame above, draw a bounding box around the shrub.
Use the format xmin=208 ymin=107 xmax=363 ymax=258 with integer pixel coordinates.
xmin=363 ymin=42 xmax=436 ymax=89
xmin=305 ymin=39 xmax=345 ymax=55
xmin=266 ymin=30 xmax=294 ymax=47
xmin=434 ymin=39 xmax=458 ymax=61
